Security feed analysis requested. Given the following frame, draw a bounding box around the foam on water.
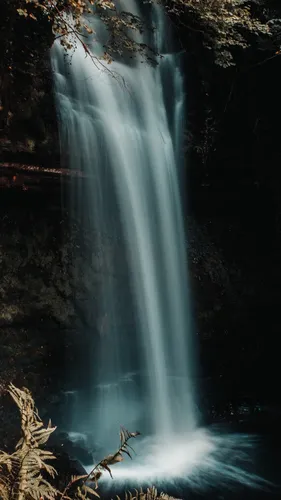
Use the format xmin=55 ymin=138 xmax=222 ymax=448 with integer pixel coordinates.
xmin=85 ymin=428 xmax=270 ymax=491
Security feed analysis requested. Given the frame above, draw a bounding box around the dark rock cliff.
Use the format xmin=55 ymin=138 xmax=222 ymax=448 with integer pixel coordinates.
xmin=0 ymin=178 xmax=263 ymax=428
xmin=0 ymin=0 xmax=58 ymax=158
xmin=1 ymin=1 xmax=281 ymax=444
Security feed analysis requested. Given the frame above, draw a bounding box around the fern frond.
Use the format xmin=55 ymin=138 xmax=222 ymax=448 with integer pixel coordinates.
xmin=82 ymin=484 xmax=100 ymax=498
xmin=0 ymin=479 xmax=10 ymax=500
xmin=115 ymin=489 xmax=181 ymax=500
xmin=4 ymin=384 xmax=58 ymax=500
xmin=61 ymin=427 xmax=140 ymax=499
xmin=1 ymin=387 xmax=170 ymax=500
xmin=88 ymin=427 xmax=140 ymax=482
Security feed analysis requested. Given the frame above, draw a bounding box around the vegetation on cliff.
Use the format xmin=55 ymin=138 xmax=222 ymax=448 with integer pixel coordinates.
xmin=1 ymin=0 xmax=280 ymax=151
xmin=14 ymin=0 xmax=281 ymax=66
xmin=167 ymin=0 xmax=281 ymax=66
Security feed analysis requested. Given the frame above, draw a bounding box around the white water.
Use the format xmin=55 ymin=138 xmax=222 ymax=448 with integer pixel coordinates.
xmin=52 ymin=0 xmax=269 ymax=491
xmin=53 ymin=0 xmax=195 ymax=443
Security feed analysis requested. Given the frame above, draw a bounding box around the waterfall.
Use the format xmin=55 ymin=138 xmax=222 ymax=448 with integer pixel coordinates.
xmin=51 ymin=1 xmax=272 ymax=490
xmin=52 ymin=0 xmax=196 ymax=451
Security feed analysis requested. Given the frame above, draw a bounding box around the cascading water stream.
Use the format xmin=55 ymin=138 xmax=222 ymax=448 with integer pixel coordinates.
xmin=53 ymin=0 xmax=195 ymax=442
xmin=51 ymin=0 xmax=271 ymax=491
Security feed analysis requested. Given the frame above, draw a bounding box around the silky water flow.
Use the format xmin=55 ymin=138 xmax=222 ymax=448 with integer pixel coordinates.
xmin=52 ymin=0 xmax=270 ymax=492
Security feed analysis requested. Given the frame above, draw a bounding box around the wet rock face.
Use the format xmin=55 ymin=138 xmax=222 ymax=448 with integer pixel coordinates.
xmin=187 ymin=219 xmax=237 ymax=329
xmin=0 ymin=1 xmax=58 ymax=156
xmin=0 ymin=186 xmax=132 ymax=399
xmin=0 ymin=189 xmax=220 ymax=329
xmin=0 ymin=210 xmax=74 ymax=331
xmin=0 ymin=177 xmax=278 ymax=452
xmin=0 ymin=1 xmax=280 ymax=445
xmin=0 ymin=186 xmax=235 ymax=391
xmin=1 ymin=200 xmax=230 ymax=327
